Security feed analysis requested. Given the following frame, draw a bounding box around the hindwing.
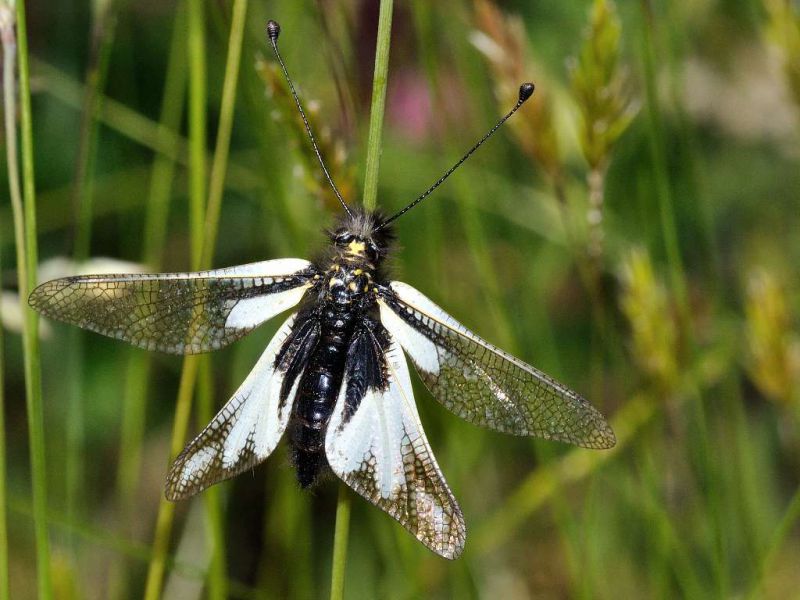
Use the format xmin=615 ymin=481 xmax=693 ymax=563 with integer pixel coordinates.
xmin=166 ymin=312 xmax=320 ymax=500
xmin=325 ymin=320 xmax=465 ymax=559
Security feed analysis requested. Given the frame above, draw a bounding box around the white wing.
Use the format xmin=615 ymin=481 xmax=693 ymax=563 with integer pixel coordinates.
xmin=325 ymin=325 xmax=465 ymax=559
xmin=378 ymin=281 xmax=615 ymax=449
xmin=166 ymin=312 xmax=319 ymax=499
xmin=29 ymin=258 xmax=316 ymax=354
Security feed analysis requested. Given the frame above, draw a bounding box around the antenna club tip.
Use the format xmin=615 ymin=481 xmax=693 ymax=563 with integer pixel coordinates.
xmin=518 ymin=82 xmax=535 ymax=104
xmin=267 ymin=20 xmax=281 ymax=42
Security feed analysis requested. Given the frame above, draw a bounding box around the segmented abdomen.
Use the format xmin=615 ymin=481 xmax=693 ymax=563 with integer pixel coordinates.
xmin=289 ymin=305 xmax=354 ymax=487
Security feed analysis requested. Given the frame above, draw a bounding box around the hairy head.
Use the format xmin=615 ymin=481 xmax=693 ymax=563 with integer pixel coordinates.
xmin=328 ymin=208 xmax=395 ymax=265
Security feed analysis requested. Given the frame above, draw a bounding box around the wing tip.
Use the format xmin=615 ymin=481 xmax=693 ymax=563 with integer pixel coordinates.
xmin=420 ymin=524 xmax=466 ymax=560
xmin=164 ymin=463 xmax=205 ymax=502
xmin=589 ymin=406 xmax=617 ymax=449
xmin=597 ymin=421 xmax=617 ymax=449
xmin=164 ymin=468 xmax=188 ymax=502
xmin=439 ymin=541 xmax=465 ymax=560
xmin=573 ymin=413 xmax=616 ymax=450
xmin=164 ymin=487 xmax=181 ymax=502
xmin=27 ymin=282 xmax=49 ymax=311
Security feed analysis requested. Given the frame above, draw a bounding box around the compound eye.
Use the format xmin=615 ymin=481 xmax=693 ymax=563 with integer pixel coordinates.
xmin=365 ymin=242 xmax=379 ymax=261
xmin=335 ymin=231 xmax=354 ymax=245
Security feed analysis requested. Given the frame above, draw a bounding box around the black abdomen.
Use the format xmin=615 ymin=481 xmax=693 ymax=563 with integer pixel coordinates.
xmin=289 ymin=305 xmax=353 ymax=487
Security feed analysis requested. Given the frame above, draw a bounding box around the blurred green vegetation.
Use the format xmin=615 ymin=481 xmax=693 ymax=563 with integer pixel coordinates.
xmin=2 ymin=0 xmax=800 ymax=598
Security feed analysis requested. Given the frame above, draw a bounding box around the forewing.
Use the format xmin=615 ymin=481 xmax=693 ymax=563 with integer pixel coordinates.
xmin=29 ymin=258 xmax=316 ymax=354
xmin=166 ymin=312 xmax=320 ymax=499
xmin=325 ymin=324 xmax=465 ymax=559
xmin=378 ymin=281 xmax=615 ymax=449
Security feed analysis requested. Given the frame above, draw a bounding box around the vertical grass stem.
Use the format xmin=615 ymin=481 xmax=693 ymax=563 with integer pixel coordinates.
xmin=0 ymin=111 xmax=9 ymax=600
xmin=143 ymin=0 xmax=207 ymax=596
xmin=187 ymin=0 xmax=207 ymax=268
xmin=109 ymin=8 xmax=187 ymax=598
xmin=329 ymin=485 xmax=352 ymax=600
xmin=144 ymin=1 xmax=247 ymax=596
xmin=63 ymin=2 xmax=121 ymax=559
xmin=3 ymin=3 xmax=52 ymax=597
xmin=330 ymin=1 xmax=393 ymax=596
xmin=361 ymin=0 xmax=394 ymax=212
xmin=198 ymin=4 xmax=248 ymax=596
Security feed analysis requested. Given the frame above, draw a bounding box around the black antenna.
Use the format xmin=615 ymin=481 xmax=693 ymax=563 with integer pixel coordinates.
xmin=267 ymin=20 xmax=353 ymax=218
xmin=377 ymin=83 xmax=535 ymax=230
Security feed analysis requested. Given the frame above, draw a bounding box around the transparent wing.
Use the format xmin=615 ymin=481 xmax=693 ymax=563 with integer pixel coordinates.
xmin=29 ymin=258 xmax=316 ymax=354
xmin=378 ymin=281 xmax=616 ymax=449
xmin=166 ymin=312 xmax=320 ymax=500
xmin=325 ymin=324 xmax=465 ymax=559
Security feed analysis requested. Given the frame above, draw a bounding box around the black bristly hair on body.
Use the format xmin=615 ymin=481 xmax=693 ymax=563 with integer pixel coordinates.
xmin=311 ymin=208 xmax=398 ymax=281
xmin=328 ymin=208 xmax=396 ymax=258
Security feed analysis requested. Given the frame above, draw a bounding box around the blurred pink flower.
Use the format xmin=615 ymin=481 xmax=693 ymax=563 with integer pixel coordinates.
xmin=387 ymin=69 xmax=434 ymax=144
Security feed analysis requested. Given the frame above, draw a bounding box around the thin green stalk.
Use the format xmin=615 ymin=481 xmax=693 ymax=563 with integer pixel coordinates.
xmin=139 ymin=12 xmax=187 ymax=270
xmin=472 ymin=392 xmax=656 ymax=554
xmin=638 ymin=1 xmax=688 ymax=322
xmin=200 ymin=0 xmax=247 ymax=269
xmin=145 ymin=1 xmax=247 ymax=595
xmin=143 ymin=358 xmax=200 ymax=600
xmin=7 ymin=492 xmax=263 ymax=597
xmin=198 ymin=4 xmax=247 ymax=596
xmin=0 ymin=169 xmax=8 ymax=600
xmin=110 ymin=8 xmax=187 ymax=598
xmin=187 ymin=0 xmax=207 ymax=268
xmin=361 ymin=0 xmax=394 ymax=211
xmin=329 ymin=485 xmax=352 ymax=600
xmin=330 ymin=2 xmax=393 ymax=595
xmin=196 ymin=356 xmax=225 ymax=600
xmin=64 ymin=0 xmax=120 ymax=556
xmin=0 ymin=11 xmax=14 ymax=596
xmin=34 ymin=58 xmax=188 ymax=163
xmin=4 ymin=3 xmax=52 ymax=597
xmin=640 ymin=4 xmax=726 ymax=595
xmin=748 ymin=485 xmax=800 ymax=600
xmin=31 ymin=58 xmax=262 ymax=192
xmin=71 ymin=2 xmax=119 ymax=261
xmin=144 ymin=1 xmax=208 ymax=595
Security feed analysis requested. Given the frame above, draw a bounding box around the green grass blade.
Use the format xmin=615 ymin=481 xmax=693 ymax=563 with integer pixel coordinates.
xmin=0 ymin=193 xmax=9 ymax=600
xmin=201 ymin=0 xmax=248 ymax=269
xmin=62 ymin=1 xmax=120 ymax=562
xmin=143 ymin=0 xmax=209 ymax=595
xmin=360 ymin=0 xmax=394 ymax=212
xmin=639 ymin=4 xmax=727 ymax=594
xmin=329 ymin=485 xmax=352 ymax=600
xmin=144 ymin=1 xmax=248 ymax=595
xmin=109 ymin=7 xmax=187 ymax=598
xmin=144 ymin=358 xmax=200 ymax=600
xmin=198 ymin=3 xmax=248 ymax=596
xmin=330 ymin=2 xmax=393 ymax=596
xmin=748 ymin=485 xmax=800 ymax=599
xmin=187 ymin=0 xmax=207 ymax=269
xmin=5 ymin=2 xmax=53 ymax=597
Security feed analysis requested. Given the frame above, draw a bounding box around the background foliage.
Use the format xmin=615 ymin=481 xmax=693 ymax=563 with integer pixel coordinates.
xmin=1 ymin=0 xmax=800 ymax=598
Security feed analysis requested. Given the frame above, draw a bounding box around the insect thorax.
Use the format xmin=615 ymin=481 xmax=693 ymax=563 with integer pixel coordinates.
xmin=319 ymin=257 xmax=375 ymax=307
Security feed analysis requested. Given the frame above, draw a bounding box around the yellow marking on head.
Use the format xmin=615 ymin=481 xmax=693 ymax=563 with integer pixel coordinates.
xmin=353 ymin=269 xmax=363 ymax=275
xmin=347 ymin=240 xmax=366 ymax=255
